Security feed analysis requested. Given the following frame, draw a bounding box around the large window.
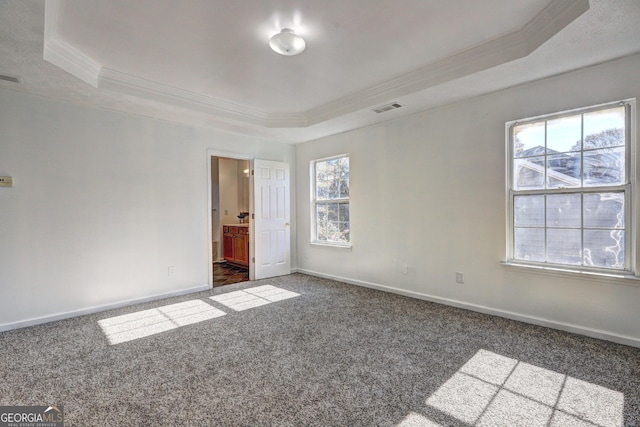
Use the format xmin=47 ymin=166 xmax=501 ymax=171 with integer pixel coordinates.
xmin=507 ymin=100 xmax=634 ymax=273
xmin=311 ymin=154 xmax=350 ymax=246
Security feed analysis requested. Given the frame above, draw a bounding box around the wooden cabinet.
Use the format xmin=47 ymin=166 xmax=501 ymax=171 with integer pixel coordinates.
xmin=222 ymin=225 xmax=249 ymax=267
xmin=223 ymin=233 xmax=234 ymax=260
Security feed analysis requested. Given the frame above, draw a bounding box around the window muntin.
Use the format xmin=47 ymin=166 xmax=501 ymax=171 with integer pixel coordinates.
xmin=508 ymin=101 xmax=633 ymax=272
xmin=311 ymin=155 xmax=350 ymax=245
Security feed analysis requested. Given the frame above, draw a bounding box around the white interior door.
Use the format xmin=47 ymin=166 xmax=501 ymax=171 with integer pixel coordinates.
xmin=253 ymin=160 xmax=290 ymax=280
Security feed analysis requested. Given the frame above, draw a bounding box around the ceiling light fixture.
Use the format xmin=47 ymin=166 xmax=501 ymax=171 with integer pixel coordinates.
xmin=269 ymin=28 xmax=306 ymax=56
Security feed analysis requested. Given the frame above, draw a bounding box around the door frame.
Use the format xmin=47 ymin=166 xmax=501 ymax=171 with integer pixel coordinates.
xmin=206 ymin=149 xmax=254 ymax=288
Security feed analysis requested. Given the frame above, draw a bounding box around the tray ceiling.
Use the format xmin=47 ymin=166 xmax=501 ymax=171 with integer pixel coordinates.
xmin=2 ymin=0 xmax=640 ymax=142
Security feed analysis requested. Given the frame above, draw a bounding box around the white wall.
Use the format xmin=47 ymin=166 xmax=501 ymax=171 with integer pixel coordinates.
xmin=296 ymin=53 xmax=640 ymax=347
xmin=0 ymin=90 xmax=295 ymax=329
xmin=237 ymin=159 xmax=250 ymax=213
xmin=218 ymin=158 xmax=240 ymax=226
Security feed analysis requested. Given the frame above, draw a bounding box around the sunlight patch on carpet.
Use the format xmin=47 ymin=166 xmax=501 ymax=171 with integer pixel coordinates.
xmin=422 ymin=349 xmax=624 ymax=427
xmin=396 ymin=412 xmax=443 ymax=426
xmin=98 ymin=300 xmax=226 ymax=345
xmin=209 ymin=285 xmax=300 ymax=311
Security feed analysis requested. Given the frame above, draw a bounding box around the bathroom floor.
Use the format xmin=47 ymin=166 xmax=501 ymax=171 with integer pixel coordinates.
xmin=213 ymin=262 xmax=249 ymax=287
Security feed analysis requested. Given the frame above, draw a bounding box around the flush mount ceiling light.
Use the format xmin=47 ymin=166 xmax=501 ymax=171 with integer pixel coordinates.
xmin=269 ymin=28 xmax=306 ymax=56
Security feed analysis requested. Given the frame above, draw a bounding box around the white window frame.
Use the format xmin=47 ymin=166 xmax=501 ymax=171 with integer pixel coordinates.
xmin=505 ymin=99 xmax=636 ymax=277
xmin=310 ymin=154 xmax=351 ymax=248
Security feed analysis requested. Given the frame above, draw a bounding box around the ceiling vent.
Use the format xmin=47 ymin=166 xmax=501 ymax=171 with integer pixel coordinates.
xmin=372 ymin=102 xmax=402 ymax=114
xmin=0 ymin=74 xmax=21 ymax=84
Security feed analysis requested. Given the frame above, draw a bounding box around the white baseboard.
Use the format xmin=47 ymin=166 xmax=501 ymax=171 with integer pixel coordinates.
xmin=297 ymin=268 xmax=640 ymax=349
xmin=0 ymin=284 xmax=211 ymax=333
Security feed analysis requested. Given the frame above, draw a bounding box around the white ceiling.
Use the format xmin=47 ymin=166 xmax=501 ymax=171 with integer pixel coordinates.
xmin=1 ymin=0 xmax=640 ymax=143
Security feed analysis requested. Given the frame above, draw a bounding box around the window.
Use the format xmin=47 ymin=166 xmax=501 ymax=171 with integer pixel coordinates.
xmin=311 ymin=154 xmax=350 ymax=246
xmin=507 ymin=100 xmax=634 ymax=273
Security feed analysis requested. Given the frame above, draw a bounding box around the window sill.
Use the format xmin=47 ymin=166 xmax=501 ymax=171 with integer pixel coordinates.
xmin=309 ymin=241 xmax=352 ymax=250
xmin=501 ymin=261 xmax=640 ymax=286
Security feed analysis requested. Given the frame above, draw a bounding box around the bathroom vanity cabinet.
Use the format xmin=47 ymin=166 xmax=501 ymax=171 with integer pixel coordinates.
xmin=222 ymin=224 xmax=249 ymax=267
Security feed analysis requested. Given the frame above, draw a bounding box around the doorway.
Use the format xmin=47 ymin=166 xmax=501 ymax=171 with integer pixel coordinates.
xmin=207 ymin=153 xmax=291 ymax=288
xmin=210 ymin=155 xmax=251 ymax=288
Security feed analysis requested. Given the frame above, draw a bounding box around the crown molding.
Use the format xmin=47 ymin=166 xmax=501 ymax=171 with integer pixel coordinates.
xmin=98 ymin=68 xmax=275 ymax=127
xmin=43 ymin=37 xmax=102 ymax=88
xmin=305 ymin=0 xmax=589 ymax=126
xmin=266 ymin=113 xmax=309 ymax=128
xmin=100 ymin=68 xmax=309 ymax=127
xmin=43 ymin=0 xmax=61 ymax=41
xmin=305 ymin=30 xmax=531 ymax=126
xmin=43 ymin=0 xmax=588 ymax=129
xmin=44 ymin=0 xmax=101 ymax=87
xmin=522 ymin=0 xmax=590 ymax=51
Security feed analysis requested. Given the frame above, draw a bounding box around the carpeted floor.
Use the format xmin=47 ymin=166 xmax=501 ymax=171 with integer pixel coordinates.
xmin=1 ymin=273 xmax=639 ymax=426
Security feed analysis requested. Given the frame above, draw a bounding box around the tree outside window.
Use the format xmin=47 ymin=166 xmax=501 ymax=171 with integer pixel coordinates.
xmin=311 ymin=155 xmax=350 ymax=245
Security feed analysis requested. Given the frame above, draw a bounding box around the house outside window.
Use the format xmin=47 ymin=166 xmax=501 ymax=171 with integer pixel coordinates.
xmin=506 ymin=100 xmax=635 ymax=274
xmin=311 ymin=154 xmax=350 ymax=246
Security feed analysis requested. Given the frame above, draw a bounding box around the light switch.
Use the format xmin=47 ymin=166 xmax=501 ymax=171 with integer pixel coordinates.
xmin=0 ymin=176 xmax=13 ymax=187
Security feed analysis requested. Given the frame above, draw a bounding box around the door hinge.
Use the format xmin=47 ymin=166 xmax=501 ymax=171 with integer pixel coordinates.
xmin=251 ymin=169 xmax=254 ymax=176
xmin=252 ymin=213 xmax=255 ymax=219
xmin=252 ymin=257 xmax=255 ymax=263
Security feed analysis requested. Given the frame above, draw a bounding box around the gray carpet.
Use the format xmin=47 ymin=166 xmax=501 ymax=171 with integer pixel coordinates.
xmin=1 ymin=273 xmax=639 ymax=426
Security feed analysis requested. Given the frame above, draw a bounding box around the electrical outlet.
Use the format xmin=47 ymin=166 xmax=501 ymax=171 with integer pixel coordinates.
xmin=401 ymin=264 xmax=408 ymax=275
xmin=168 ymin=266 xmax=175 ymax=277
xmin=455 ymin=272 xmax=464 ymax=284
